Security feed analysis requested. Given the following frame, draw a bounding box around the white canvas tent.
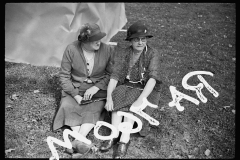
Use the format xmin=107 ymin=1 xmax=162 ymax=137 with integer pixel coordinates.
xmin=5 ymin=3 xmax=127 ymax=67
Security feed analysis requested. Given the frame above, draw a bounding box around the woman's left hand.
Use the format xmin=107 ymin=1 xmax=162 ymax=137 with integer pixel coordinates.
xmin=132 ymin=98 xmax=143 ymax=107
xmin=83 ymin=86 xmax=100 ymax=100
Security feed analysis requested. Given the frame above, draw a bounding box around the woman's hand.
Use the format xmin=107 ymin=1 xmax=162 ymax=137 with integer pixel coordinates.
xmin=105 ymin=96 xmax=114 ymax=111
xmin=83 ymin=86 xmax=100 ymax=100
xmin=74 ymin=95 xmax=83 ymax=104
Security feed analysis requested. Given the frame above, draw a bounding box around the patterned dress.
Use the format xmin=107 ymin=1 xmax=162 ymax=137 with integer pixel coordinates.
xmin=110 ymin=44 xmax=161 ymax=136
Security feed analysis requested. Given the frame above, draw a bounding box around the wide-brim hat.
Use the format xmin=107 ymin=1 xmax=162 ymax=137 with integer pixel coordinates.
xmin=125 ymin=21 xmax=153 ymax=41
xmin=78 ymin=23 xmax=106 ymax=43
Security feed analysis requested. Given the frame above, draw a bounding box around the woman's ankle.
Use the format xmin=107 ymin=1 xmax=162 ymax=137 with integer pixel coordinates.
xmin=119 ymin=135 xmax=130 ymax=143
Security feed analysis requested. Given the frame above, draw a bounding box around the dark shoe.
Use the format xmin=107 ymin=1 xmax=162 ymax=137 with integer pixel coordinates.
xmin=74 ymin=140 xmax=92 ymax=155
xmin=99 ymin=137 xmax=120 ymax=152
xmin=66 ymin=140 xmax=92 ymax=155
xmin=113 ymin=141 xmax=130 ymax=159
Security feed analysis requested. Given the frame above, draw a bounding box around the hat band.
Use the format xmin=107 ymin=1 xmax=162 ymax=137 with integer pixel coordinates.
xmin=126 ymin=33 xmax=153 ymax=41
xmin=88 ymin=32 xmax=106 ymax=42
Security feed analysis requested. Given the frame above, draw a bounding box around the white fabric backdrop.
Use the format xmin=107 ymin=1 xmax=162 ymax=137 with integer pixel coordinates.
xmin=5 ymin=3 xmax=127 ymax=67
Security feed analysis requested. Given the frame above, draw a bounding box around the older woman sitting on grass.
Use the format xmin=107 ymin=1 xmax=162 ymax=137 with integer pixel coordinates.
xmin=100 ymin=21 xmax=161 ymax=158
xmin=52 ymin=23 xmax=115 ymax=156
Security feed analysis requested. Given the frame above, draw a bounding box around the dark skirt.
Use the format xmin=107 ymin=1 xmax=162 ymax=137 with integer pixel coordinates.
xmin=112 ymin=85 xmax=160 ymax=136
xmin=53 ymin=92 xmax=106 ymax=131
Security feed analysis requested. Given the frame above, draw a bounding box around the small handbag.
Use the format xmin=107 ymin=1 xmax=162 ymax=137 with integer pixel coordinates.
xmin=79 ymin=90 xmax=107 ymax=105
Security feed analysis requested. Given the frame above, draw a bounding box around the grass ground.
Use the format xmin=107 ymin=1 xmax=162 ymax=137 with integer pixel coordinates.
xmin=5 ymin=3 xmax=235 ymax=159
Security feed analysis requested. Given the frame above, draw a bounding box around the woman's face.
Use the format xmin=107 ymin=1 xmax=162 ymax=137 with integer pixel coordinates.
xmin=131 ymin=37 xmax=147 ymax=52
xmin=87 ymin=40 xmax=101 ymax=51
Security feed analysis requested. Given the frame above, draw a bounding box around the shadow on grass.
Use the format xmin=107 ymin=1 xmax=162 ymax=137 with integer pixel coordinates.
xmin=5 ymin=71 xmax=62 ymax=132
xmin=5 ymin=61 xmax=20 ymax=69
xmin=45 ymin=75 xmax=62 ymax=132
xmin=5 ymin=75 xmax=38 ymax=95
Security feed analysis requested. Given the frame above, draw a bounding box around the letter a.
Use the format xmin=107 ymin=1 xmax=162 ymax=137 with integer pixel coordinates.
xmin=169 ymin=86 xmax=200 ymax=111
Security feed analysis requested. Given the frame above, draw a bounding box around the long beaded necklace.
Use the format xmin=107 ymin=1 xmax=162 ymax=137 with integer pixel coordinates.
xmin=127 ymin=50 xmax=142 ymax=80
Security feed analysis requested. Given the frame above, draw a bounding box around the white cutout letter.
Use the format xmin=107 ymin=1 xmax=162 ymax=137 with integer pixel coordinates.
xmin=182 ymin=71 xmax=219 ymax=103
xmin=197 ymin=75 xmax=219 ymax=97
xmin=94 ymin=121 xmax=118 ymax=140
xmin=130 ymin=97 xmax=159 ymax=126
xmin=47 ymin=129 xmax=91 ymax=160
xmin=169 ymin=86 xmax=200 ymax=111
xmin=117 ymin=111 xmax=142 ymax=134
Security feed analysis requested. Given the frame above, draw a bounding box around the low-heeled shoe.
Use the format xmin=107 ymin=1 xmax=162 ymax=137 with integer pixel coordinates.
xmin=99 ymin=136 xmax=120 ymax=152
xmin=113 ymin=141 xmax=130 ymax=159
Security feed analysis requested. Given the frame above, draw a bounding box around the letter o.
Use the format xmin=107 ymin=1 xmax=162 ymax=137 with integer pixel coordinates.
xmin=94 ymin=121 xmax=118 ymax=140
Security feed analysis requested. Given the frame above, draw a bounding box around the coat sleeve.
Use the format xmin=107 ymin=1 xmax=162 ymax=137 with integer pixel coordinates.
xmin=147 ymin=48 xmax=162 ymax=91
xmin=148 ymin=48 xmax=160 ymax=80
xmin=94 ymin=45 xmax=116 ymax=90
xmin=59 ymin=45 xmax=79 ymax=97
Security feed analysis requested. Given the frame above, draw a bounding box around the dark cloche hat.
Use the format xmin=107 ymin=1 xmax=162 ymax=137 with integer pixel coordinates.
xmin=78 ymin=23 xmax=106 ymax=43
xmin=125 ymin=21 xmax=153 ymax=41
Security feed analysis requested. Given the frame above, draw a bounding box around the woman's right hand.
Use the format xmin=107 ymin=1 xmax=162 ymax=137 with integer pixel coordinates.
xmin=74 ymin=95 xmax=83 ymax=104
xmin=105 ymin=96 xmax=114 ymax=111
